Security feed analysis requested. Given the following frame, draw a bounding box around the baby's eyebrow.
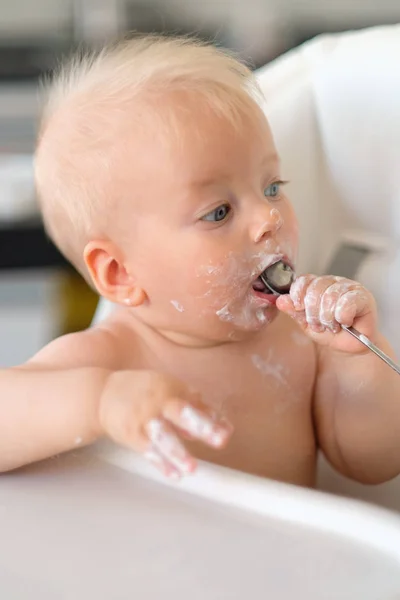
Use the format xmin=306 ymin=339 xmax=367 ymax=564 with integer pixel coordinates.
xmin=259 ymin=152 xmax=280 ymax=170
xmin=190 ymin=177 xmax=220 ymax=190
xmin=187 ymin=152 xmax=281 ymax=191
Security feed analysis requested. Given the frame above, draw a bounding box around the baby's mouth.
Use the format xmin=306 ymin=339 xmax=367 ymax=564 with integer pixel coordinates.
xmin=251 ymin=275 xmax=278 ymax=305
xmin=252 ymin=259 xmax=295 ymax=296
xmin=252 ymin=276 xmax=270 ymax=295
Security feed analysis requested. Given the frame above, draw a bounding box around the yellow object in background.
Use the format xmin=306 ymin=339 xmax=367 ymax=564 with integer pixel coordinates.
xmin=59 ymin=270 xmax=99 ymax=335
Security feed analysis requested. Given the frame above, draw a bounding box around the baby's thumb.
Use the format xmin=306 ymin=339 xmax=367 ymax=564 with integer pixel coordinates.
xmin=276 ymin=294 xmax=308 ymax=330
xmin=276 ymin=294 xmax=295 ymax=314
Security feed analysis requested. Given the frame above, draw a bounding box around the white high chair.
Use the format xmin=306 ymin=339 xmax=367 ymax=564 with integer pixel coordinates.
xmin=3 ymin=26 xmax=400 ymax=600
xmin=257 ymin=24 xmax=400 ymax=512
xmin=259 ymin=24 xmax=400 ymax=353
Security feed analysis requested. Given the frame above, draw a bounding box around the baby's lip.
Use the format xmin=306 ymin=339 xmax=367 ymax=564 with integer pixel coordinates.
xmin=252 ymin=288 xmax=278 ymax=304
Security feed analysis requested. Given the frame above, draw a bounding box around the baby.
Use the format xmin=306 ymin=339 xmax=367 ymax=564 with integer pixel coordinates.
xmin=1 ymin=35 xmax=399 ymax=487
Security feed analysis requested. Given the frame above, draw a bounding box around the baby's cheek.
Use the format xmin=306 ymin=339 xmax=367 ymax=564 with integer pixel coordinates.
xmin=187 ymin=263 xmax=221 ymax=299
xmin=277 ymin=213 xmax=299 ymax=267
xmin=283 ymin=201 xmax=298 ymax=235
xmin=191 ymin=254 xmax=236 ymax=298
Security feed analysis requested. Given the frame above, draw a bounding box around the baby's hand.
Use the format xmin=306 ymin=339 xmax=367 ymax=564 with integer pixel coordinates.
xmin=99 ymin=370 xmax=232 ymax=480
xmin=276 ymin=275 xmax=378 ymax=353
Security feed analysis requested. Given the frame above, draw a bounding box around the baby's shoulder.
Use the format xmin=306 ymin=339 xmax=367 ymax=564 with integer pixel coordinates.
xmin=26 ymin=319 xmax=126 ymax=371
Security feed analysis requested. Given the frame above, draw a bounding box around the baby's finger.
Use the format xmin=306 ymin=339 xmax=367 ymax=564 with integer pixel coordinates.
xmin=145 ymin=418 xmax=197 ymax=475
xmin=303 ymin=277 xmax=339 ymax=333
xmin=276 ymin=294 xmax=295 ymax=313
xmin=334 ymin=288 xmax=370 ymax=327
xmin=144 ymin=448 xmax=182 ymax=480
xmin=163 ymin=401 xmax=232 ymax=449
xmin=319 ymin=280 xmax=357 ymax=332
xmin=289 ymin=275 xmax=317 ymax=311
xmin=276 ymin=294 xmax=308 ymax=329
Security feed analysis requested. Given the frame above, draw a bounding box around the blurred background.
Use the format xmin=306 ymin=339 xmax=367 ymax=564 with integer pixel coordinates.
xmin=1 ymin=0 xmax=400 ymax=366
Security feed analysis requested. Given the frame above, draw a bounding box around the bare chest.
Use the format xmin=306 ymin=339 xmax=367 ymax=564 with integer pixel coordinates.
xmin=119 ymin=316 xmax=317 ymax=484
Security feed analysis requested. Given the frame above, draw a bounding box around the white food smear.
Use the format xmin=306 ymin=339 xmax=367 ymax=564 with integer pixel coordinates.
xmin=204 ymin=265 xmax=218 ymax=274
xmin=179 ymin=406 xmax=223 ymax=445
xmin=216 ymin=304 xmax=233 ymax=322
xmin=251 ymin=351 xmax=298 ymax=414
xmin=171 ymin=300 xmax=184 ymax=312
xmin=181 ymin=406 xmax=214 ymax=437
xmin=146 ymin=419 xmax=191 ymax=473
xmin=251 ymin=351 xmax=289 ymax=387
xmin=256 ymin=308 xmax=267 ymax=323
xmin=198 ymin=238 xmax=296 ymax=329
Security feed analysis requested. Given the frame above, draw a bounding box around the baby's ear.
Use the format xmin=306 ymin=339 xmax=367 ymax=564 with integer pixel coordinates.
xmin=83 ymin=240 xmax=146 ymax=306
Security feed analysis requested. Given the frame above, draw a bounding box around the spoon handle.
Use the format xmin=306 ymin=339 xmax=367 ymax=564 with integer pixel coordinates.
xmin=342 ymin=325 xmax=400 ymax=376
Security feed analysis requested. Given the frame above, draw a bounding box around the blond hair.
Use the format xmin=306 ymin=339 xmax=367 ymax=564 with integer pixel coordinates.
xmin=34 ymin=34 xmax=263 ymax=275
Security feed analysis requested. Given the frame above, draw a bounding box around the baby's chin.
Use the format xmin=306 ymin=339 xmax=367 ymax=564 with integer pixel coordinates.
xmin=147 ymin=304 xmax=278 ymax=347
xmin=215 ymin=304 xmax=279 ymax=338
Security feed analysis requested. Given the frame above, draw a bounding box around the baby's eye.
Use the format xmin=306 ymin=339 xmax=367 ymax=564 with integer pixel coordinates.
xmin=264 ymin=181 xmax=282 ymax=199
xmin=201 ymin=204 xmax=231 ymax=222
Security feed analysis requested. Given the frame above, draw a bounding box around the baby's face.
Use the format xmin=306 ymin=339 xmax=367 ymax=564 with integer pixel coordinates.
xmin=117 ymin=102 xmax=298 ymax=345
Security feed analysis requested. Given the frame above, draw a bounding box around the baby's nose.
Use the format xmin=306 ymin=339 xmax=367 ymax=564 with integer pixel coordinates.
xmin=252 ymin=207 xmax=283 ymax=243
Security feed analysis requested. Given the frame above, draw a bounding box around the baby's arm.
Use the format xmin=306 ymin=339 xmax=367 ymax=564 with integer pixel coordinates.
xmin=278 ymin=275 xmax=400 ymax=484
xmin=0 ymin=327 xmax=231 ymax=476
xmin=314 ymin=333 xmax=400 ymax=484
xmin=0 ymin=329 xmax=118 ymax=472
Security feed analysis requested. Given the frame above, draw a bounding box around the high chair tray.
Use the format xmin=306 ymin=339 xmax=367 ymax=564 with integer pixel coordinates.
xmin=1 ymin=441 xmax=400 ymax=599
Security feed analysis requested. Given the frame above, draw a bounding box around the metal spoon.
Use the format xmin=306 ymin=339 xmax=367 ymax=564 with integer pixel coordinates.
xmin=260 ymin=261 xmax=400 ymax=376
